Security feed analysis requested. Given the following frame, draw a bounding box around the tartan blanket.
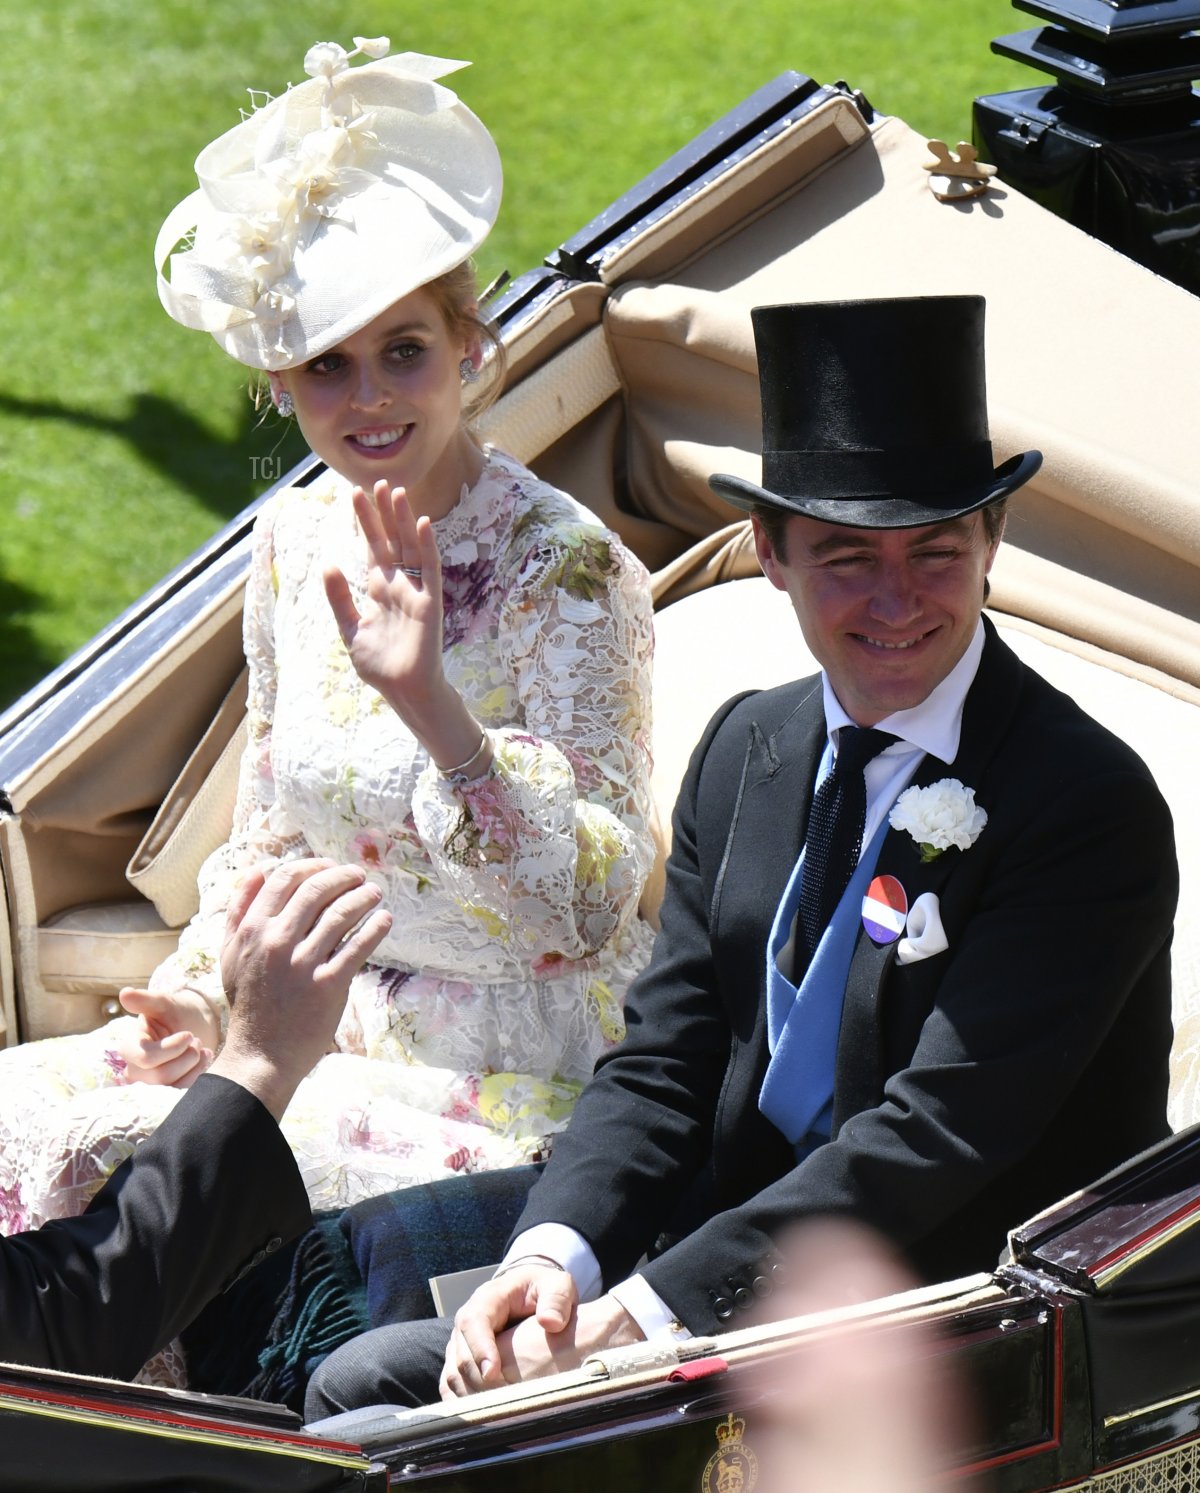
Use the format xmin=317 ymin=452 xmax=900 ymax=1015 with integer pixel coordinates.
xmin=339 ymin=1162 xmax=543 ymax=1329
xmin=182 ymin=1163 xmax=542 ymax=1412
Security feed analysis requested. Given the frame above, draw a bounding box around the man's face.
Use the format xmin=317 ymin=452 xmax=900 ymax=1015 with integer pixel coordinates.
xmin=753 ymin=510 xmax=1001 ymax=726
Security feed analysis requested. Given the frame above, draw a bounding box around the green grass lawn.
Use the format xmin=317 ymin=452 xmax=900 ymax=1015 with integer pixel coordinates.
xmin=0 ymin=0 xmax=1031 ymax=708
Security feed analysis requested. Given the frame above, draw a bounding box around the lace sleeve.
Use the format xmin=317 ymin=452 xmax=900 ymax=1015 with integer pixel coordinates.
xmin=150 ymin=497 xmax=310 ymax=1013
xmin=413 ymin=525 xmax=656 ymax=964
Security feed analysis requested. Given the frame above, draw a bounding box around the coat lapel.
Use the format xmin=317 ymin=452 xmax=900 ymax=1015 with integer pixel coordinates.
xmin=709 ymin=679 xmax=825 ymax=1039
xmin=716 ymin=680 xmax=826 ymax=914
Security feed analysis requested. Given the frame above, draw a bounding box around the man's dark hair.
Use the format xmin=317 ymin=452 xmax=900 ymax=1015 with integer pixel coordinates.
xmin=750 ymin=503 xmax=792 ymax=560
xmin=981 ymin=497 xmax=1008 ymax=546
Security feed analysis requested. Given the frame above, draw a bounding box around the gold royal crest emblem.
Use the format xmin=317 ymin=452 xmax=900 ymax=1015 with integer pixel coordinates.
xmin=702 ymin=1412 xmax=759 ymax=1493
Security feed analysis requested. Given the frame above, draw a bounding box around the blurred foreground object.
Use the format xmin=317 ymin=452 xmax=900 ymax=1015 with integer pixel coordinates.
xmin=758 ymin=1220 xmax=975 ymax=1493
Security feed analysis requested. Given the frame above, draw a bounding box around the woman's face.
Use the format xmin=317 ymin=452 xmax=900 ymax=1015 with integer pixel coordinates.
xmin=273 ymin=287 xmax=481 ymax=517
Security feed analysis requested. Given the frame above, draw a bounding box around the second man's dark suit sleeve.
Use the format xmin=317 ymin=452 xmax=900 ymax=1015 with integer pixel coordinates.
xmin=510 ymin=692 xmax=773 ymax=1283
xmin=0 ymin=1072 xmax=312 ymax=1378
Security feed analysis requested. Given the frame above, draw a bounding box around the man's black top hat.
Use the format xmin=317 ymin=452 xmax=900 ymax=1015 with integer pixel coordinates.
xmin=709 ymin=295 xmax=1041 ymax=529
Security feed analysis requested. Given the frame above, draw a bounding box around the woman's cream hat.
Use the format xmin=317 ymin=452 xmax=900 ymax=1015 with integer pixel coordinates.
xmin=155 ymin=37 xmax=502 ymax=370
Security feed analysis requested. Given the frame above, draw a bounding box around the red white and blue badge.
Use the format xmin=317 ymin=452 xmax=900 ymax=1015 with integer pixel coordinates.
xmin=862 ymin=875 xmax=908 ymax=945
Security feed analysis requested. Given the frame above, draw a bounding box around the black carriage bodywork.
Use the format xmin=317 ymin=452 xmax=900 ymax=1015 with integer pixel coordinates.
xmin=3 ymin=1126 xmax=1200 ymax=1490
xmin=2 ymin=68 xmax=1199 ymax=1492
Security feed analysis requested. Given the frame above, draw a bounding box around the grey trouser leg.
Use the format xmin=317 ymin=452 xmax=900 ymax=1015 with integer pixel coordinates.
xmin=304 ymin=1316 xmax=454 ymax=1422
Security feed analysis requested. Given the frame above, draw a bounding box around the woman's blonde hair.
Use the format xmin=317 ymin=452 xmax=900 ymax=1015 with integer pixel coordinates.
xmin=422 ymin=259 xmax=508 ymax=425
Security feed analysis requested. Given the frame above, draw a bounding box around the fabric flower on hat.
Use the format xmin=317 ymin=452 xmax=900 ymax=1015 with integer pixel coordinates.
xmin=889 ymin=778 xmax=987 ymax=863
xmin=287 ymin=117 xmax=378 ymax=216
xmin=304 ymin=41 xmax=352 ymax=81
xmin=305 ymin=36 xmax=390 ymax=82
xmin=225 ymin=212 xmax=296 ymax=286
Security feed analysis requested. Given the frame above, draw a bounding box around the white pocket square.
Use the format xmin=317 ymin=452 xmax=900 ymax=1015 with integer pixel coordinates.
xmin=896 ymin=892 xmax=949 ymax=965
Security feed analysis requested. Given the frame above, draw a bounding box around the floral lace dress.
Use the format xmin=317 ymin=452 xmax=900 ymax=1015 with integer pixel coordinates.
xmin=0 ymin=448 xmax=657 ymax=1233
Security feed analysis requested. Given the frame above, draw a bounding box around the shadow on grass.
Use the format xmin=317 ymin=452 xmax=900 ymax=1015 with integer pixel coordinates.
xmin=0 ymin=389 xmax=312 ymax=522
xmin=0 ymin=571 xmax=62 ymax=715
xmin=0 ymin=389 xmax=313 ymax=712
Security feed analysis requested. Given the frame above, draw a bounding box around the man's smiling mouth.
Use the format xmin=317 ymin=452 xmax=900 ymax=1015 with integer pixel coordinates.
xmin=854 ymin=629 xmax=936 ymax=651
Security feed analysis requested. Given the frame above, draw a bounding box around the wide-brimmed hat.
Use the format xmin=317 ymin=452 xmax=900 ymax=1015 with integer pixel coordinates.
xmin=709 ymin=296 xmax=1041 ymax=528
xmin=155 ymin=37 xmax=502 ymax=371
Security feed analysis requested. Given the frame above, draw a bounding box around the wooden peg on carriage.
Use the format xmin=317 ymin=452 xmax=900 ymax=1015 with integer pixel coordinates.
xmin=924 ymin=140 xmax=997 ymax=201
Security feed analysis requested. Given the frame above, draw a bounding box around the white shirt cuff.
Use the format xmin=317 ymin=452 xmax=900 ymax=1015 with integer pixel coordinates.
xmin=504 ymin=1225 xmax=603 ymax=1302
xmin=609 ymin=1274 xmax=694 ymax=1342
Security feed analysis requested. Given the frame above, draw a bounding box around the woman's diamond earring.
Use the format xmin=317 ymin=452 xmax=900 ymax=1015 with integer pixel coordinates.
xmin=276 ymin=391 xmax=295 ymax=417
xmin=459 ymin=357 xmax=480 ymax=385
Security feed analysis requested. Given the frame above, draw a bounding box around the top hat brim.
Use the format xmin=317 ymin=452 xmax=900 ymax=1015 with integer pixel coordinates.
xmin=708 ymin=448 xmax=1042 ymax=530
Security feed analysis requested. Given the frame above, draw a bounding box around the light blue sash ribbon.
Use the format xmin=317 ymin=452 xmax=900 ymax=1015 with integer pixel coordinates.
xmin=759 ymin=815 xmax=890 ymax=1149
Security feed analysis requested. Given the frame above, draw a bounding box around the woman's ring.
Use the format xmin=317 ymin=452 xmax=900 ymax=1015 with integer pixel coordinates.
xmin=399 ymin=565 xmax=423 ymax=579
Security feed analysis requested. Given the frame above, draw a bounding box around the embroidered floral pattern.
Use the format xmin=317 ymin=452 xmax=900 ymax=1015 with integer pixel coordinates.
xmin=446 ymin=775 xmax=536 ymax=865
xmin=512 ymin=507 xmax=620 ymax=602
xmin=0 ymin=1181 xmax=28 ymax=1235
xmin=103 ymin=1048 xmax=128 ymax=1083
xmin=441 ymin=554 xmax=497 ymax=648
xmin=0 ymin=450 xmax=655 ymax=1231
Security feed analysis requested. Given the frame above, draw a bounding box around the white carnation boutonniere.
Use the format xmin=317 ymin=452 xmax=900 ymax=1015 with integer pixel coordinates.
xmin=888 ymin=778 xmax=987 ymax=864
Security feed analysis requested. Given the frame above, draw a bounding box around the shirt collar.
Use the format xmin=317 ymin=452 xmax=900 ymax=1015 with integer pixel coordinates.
xmin=821 ymin=618 xmax=986 ymax=764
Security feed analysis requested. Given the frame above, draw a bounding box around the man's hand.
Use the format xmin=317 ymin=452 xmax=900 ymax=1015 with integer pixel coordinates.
xmin=496 ymin=1295 xmax=646 ymax=1384
xmin=211 ymin=860 xmax=391 ymax=1119
xmin=440 ymin=1266 xmax=645 ymax=1399
xmin=440 ymin=1261 xmax=579 ymax=1399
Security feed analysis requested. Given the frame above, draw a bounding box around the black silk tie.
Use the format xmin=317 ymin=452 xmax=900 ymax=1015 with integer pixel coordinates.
xmin=796 ymin=726 xmax=897 ymax=964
